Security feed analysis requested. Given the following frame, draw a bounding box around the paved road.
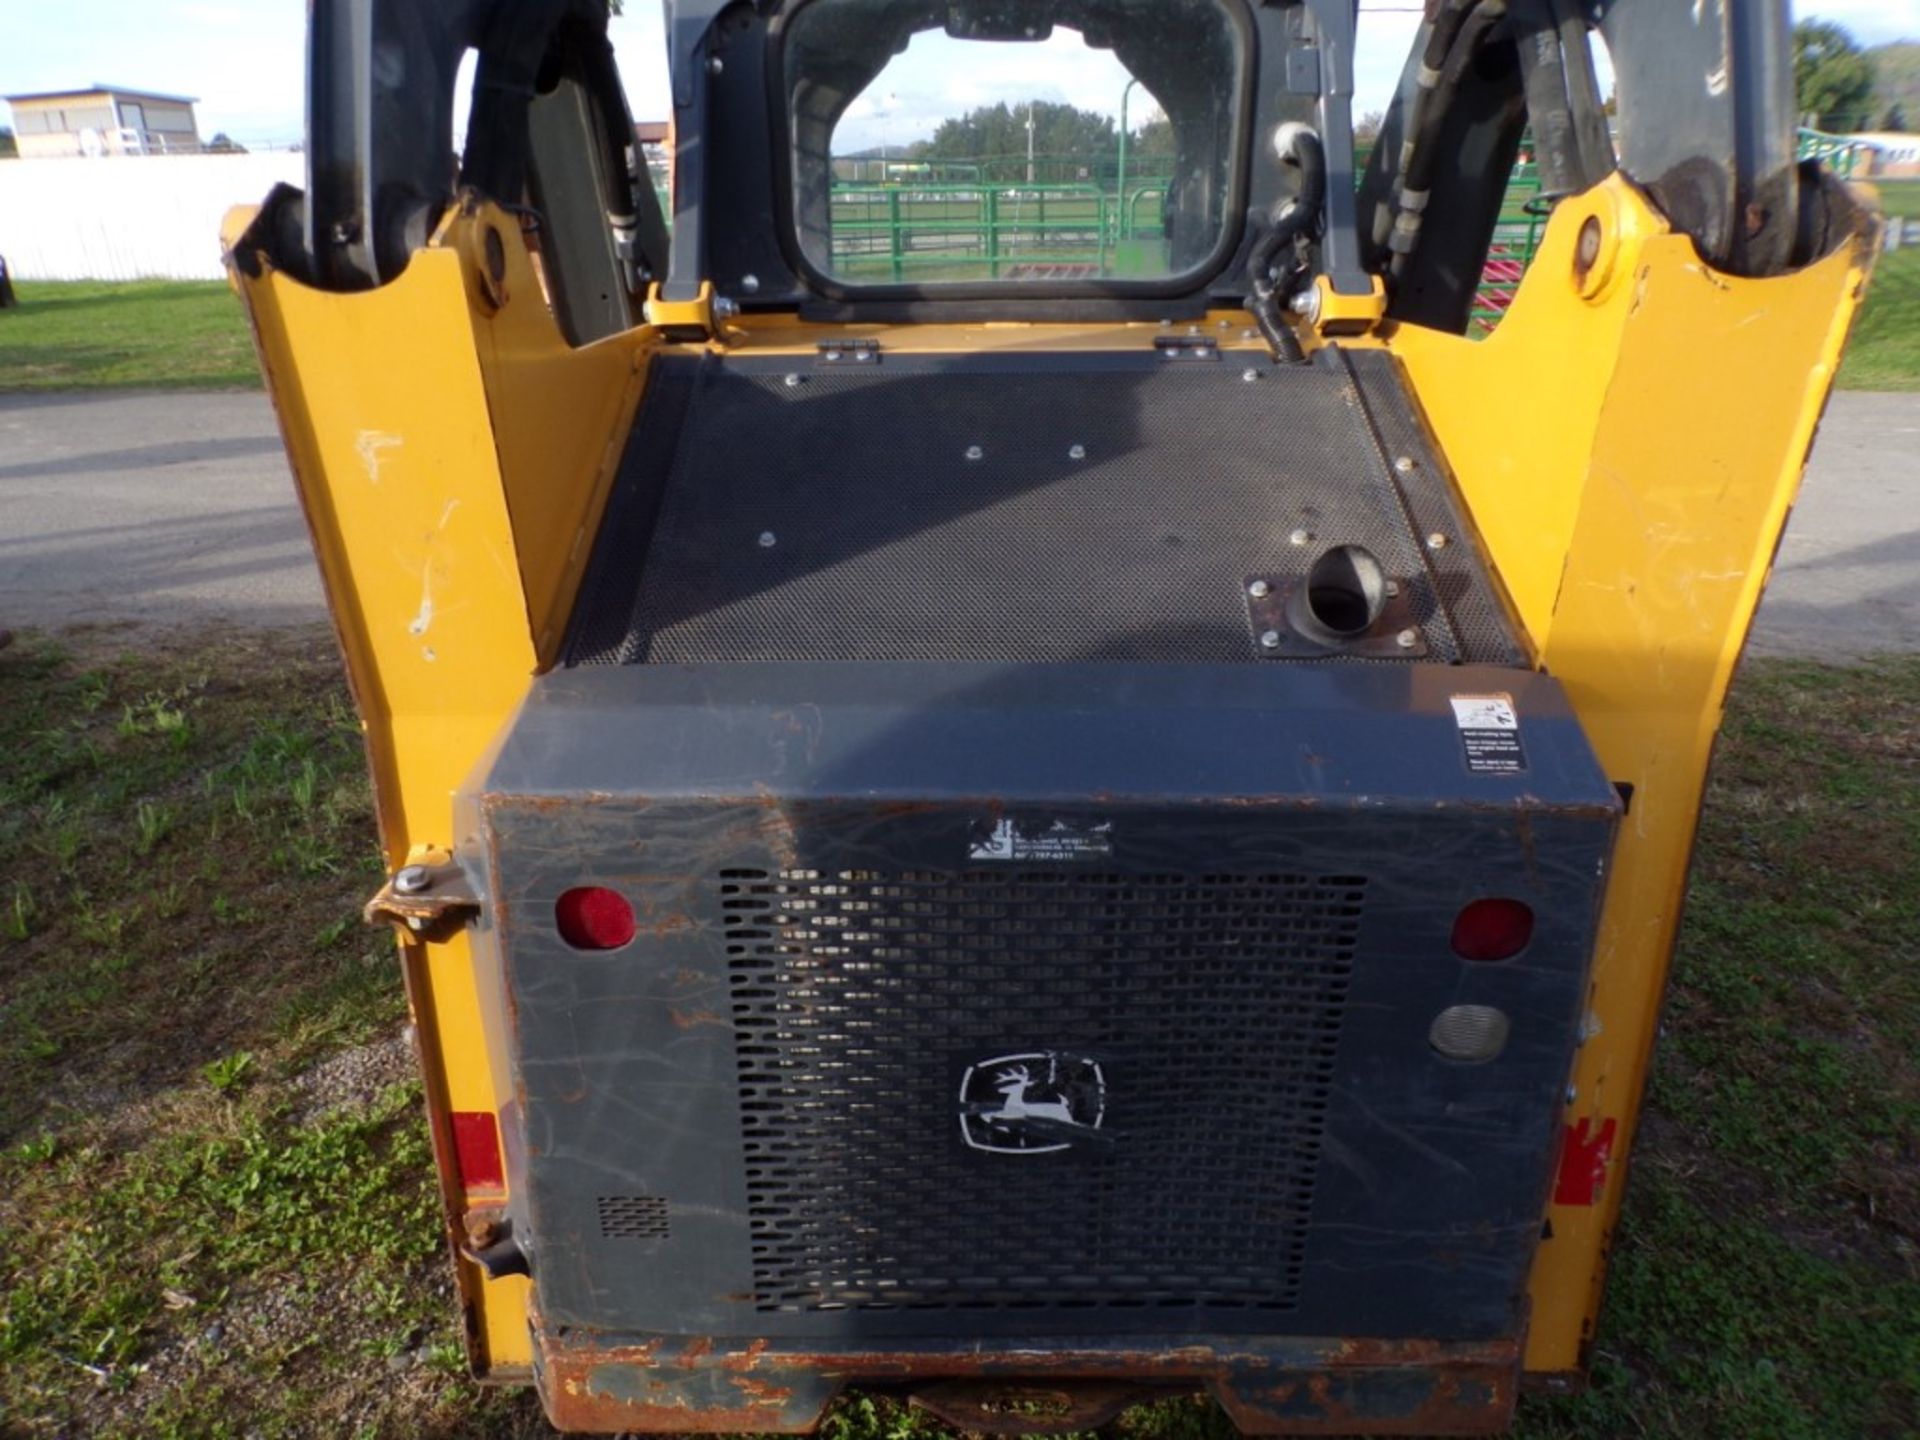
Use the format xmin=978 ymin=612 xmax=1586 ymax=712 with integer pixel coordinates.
xmin=1750 ymin=391 xmax=1920 ymax=658
xmin=0 ymin=388 xmax=1914 ymax=655
xmin=0 ymin=390 xmax=322 ymax=629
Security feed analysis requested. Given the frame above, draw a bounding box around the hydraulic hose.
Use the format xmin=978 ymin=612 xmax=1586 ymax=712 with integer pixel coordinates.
xmin=1373 ymin=0 xmax=1479 ymax=247
xmin=1388 ymin=0 xmax=1508 ymax=282
xmin=1246 ymin=123 xmax=1326 ymax=363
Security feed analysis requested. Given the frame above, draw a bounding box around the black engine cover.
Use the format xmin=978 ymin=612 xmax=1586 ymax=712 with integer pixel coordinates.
xmin=462 ymin=661 xmax=1617 ymax=1345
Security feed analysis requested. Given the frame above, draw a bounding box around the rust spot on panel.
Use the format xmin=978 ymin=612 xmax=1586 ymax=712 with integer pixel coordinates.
xmin=532 ymin=1328 xmax=1521 ymax=1435
xmin=641 ymin=909 xmax=697 ymax=939
xmin=722 ymin=1338 xmax=771 ymax=1372
xmin=910 ymin=1379 xmax=1167 ymax=1434
xmin=668 ymin=1006 xmax=729 ymax=1031
xmin=735 ymin=1376 xmax=798 ymax=1404
xmin=1514 ymin=809 xmax=1539 ymax=882
xmin=867 ymin=799 xmax=944 ymax=819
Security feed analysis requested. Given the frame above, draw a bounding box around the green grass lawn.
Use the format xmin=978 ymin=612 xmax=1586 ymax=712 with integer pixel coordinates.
xmin=0 ymin=281 xmax=259 ymax=391
xmin=1838 ymin=179 xmax=1920 ymax=391
xmin=2 ymin=629 xmax=1914 ymax=1437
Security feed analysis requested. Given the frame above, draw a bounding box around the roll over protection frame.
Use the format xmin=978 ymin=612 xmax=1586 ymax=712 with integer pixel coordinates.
xmin=1361 ymin=0 xmax=1826 ymax=334
xmin=297 ymin=0 xmax=666 ymax=293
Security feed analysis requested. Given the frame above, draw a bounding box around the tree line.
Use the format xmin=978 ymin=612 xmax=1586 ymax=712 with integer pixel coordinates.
xmin=1797 ymin=21 xmax=1914 ymax=134
xmin=859 ymin=100 xmax=1174 ymax=184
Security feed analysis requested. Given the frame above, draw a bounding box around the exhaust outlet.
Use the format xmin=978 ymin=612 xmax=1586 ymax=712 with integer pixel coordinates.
xmin=1289 ymin=544 xmax=1387 ymax=644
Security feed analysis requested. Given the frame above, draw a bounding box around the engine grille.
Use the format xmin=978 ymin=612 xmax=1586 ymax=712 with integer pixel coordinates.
xmin=722 ymin=868 xmax=1366 ymax=1314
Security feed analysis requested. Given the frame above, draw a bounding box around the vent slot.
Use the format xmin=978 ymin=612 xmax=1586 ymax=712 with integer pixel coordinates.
xmin=597 ymin=1194 xmax=671 ymax=1241
xmin=721 ymin=868 xmax=1365 ymax=1314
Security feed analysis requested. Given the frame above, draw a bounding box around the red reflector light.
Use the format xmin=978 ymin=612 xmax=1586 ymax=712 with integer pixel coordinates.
xmin=450 ymin=1110 xmax=506 ymax=1192
xmin=1451 ymin=898 xmax=1534 ymax=961
xmin=556 ymin=886 xmax=637 ymax=950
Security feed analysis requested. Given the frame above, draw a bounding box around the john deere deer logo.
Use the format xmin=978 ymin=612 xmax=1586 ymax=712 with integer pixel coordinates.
xmin=959 ymin=1052 xmax=1106 ymax=1154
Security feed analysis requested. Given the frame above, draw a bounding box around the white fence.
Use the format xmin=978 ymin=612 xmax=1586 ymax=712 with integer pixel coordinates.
xmin=0 ymin=152 xmax=305 ymax=282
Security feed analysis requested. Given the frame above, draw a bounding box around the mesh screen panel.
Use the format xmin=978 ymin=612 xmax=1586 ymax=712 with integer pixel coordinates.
xmin=722 ymin=867 xmax=1365 ymax=1313
xmin=566 ymin=355 xmax=1521 ymax=666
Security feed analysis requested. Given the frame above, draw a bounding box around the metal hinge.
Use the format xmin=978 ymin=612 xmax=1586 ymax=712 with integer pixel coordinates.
xmin=1153 ymin=333 xmax=1221 ymax=361
xmin=816 ymin=337 xmax=880 ymax=365
xmin=365 ymin=861 xmax=480 ymax=943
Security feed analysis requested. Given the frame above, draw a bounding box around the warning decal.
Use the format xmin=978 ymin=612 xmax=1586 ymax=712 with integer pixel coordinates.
xmin=969 ymin=817 xmax=1114 ymax=862
xmin=1450 ymin=693 xmax=1529 ymax=776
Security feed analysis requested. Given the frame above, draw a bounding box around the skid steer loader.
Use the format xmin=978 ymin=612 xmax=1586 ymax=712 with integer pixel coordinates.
xmin=223 ymin=0 xmax=1875 ymax=1431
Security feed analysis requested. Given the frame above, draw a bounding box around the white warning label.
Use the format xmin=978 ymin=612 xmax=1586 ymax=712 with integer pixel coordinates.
xmin=969 ymin=818 xmax=1115 ymax=862
xmin=1450 ymin=693 xmax=1528 ymax=775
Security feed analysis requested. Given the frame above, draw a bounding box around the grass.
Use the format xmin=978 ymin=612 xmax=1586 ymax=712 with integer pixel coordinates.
xmin=1839 ymin=179 xmax=1920 ymax=391
xmin=0 ymin=625 xmax=534 ymax=1437
xmin=1 ymin=627 xmax=1914 ymax=1437
xmin=0 ymin=280 xmax=258 ymax=391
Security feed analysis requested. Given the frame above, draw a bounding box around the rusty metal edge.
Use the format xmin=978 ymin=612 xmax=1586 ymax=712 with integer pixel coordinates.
xmin=530 ymin=1325 xmax=1521 ymax=1435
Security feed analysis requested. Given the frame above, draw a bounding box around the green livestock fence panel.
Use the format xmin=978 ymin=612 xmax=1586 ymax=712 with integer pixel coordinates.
xmin=820 ymin=166 xmax=1547 ymax=326
xmin=826 ymin=183 xmax=1122 ymax=281
xmin=1797 ymin=127 xmax=1870 ymax=180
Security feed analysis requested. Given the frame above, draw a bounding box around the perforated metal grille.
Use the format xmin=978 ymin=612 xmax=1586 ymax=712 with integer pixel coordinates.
xmin=721 ymin=867 xmax=1365 ymax=1314
xmin=564 ymin=355 xmax=1522 ymax=666
xmin=597 ymin=1194 xmax=671 ymax=1240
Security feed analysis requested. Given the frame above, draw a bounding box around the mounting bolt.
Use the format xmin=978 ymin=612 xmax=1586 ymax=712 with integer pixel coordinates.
xmin=758 ymin=531 xmax=777 ymax=548
xmin=1259 ymin=630 xmax=1282 ymax=650
xmin=741 ymin=273 xmax=760 ymax=294
xmin=965 ymin=445 xmax=984 ymax=461
xmin=1242 ymin=368 xmax=1260 ymax=383
xmin=706 ymin=54 xmax=724 ymax=74
xmin=713 ymin=296 xmax=739 ymax=320
xmin=1396 ymin=628 xmax=1419 ymax=649
xmin=1426 ymin=531 xmax=1449 ymax=551
xmin=1576 ymin=216 xmax=1603 ymax=271
xmin=1394 ymin=455 xmax=1416 ymax=474
xmin=822 ymin=348 xmax=843 ymax=362
xmin=463 ymin=1209 xmax=504 ymax=1249
xmin=1290 ymin=288 xmax=1322 ymax=323
xmin=1217 ymin=318 xmax=1232 ymax=330
xmin=1289 ymin=528 xmax=1312 ymax=546
xmin=1068 ymin=443 xmax=1086 ymax=460
xmin=783 ymin=373 xmax=802 ymax=387
xmin=1385 ymin=579 xmax=1402 ymax=598
xmin=393 ymin=864 xmax=432 ymax=896
xmin=1242 ymin=328 xmax=1259 ymax=340
xmin=1565 ymin=1084 xmax=1579 ymax=1105
xmin=1248 ymin=579 xmax=1272 ymax=599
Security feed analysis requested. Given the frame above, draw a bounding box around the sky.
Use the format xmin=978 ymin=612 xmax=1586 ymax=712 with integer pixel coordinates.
xmin=0 ymin=0 xmax=1914 ymax=152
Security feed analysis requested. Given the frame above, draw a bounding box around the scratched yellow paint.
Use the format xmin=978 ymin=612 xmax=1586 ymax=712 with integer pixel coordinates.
xmin=1392 ymin=177 xmax=1873 ymax=1370
xmin=225 ymin=201 xmax=648 ymax=1371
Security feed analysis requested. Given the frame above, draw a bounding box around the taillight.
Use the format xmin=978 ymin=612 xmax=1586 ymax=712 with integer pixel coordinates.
xmin=1450 ymin=897 xmax=1534 ymax=961
xmin=555 ymin=886 xmax=636 ymax=950
xmin=450 ymin=1110 xmax=506 ymax=1191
